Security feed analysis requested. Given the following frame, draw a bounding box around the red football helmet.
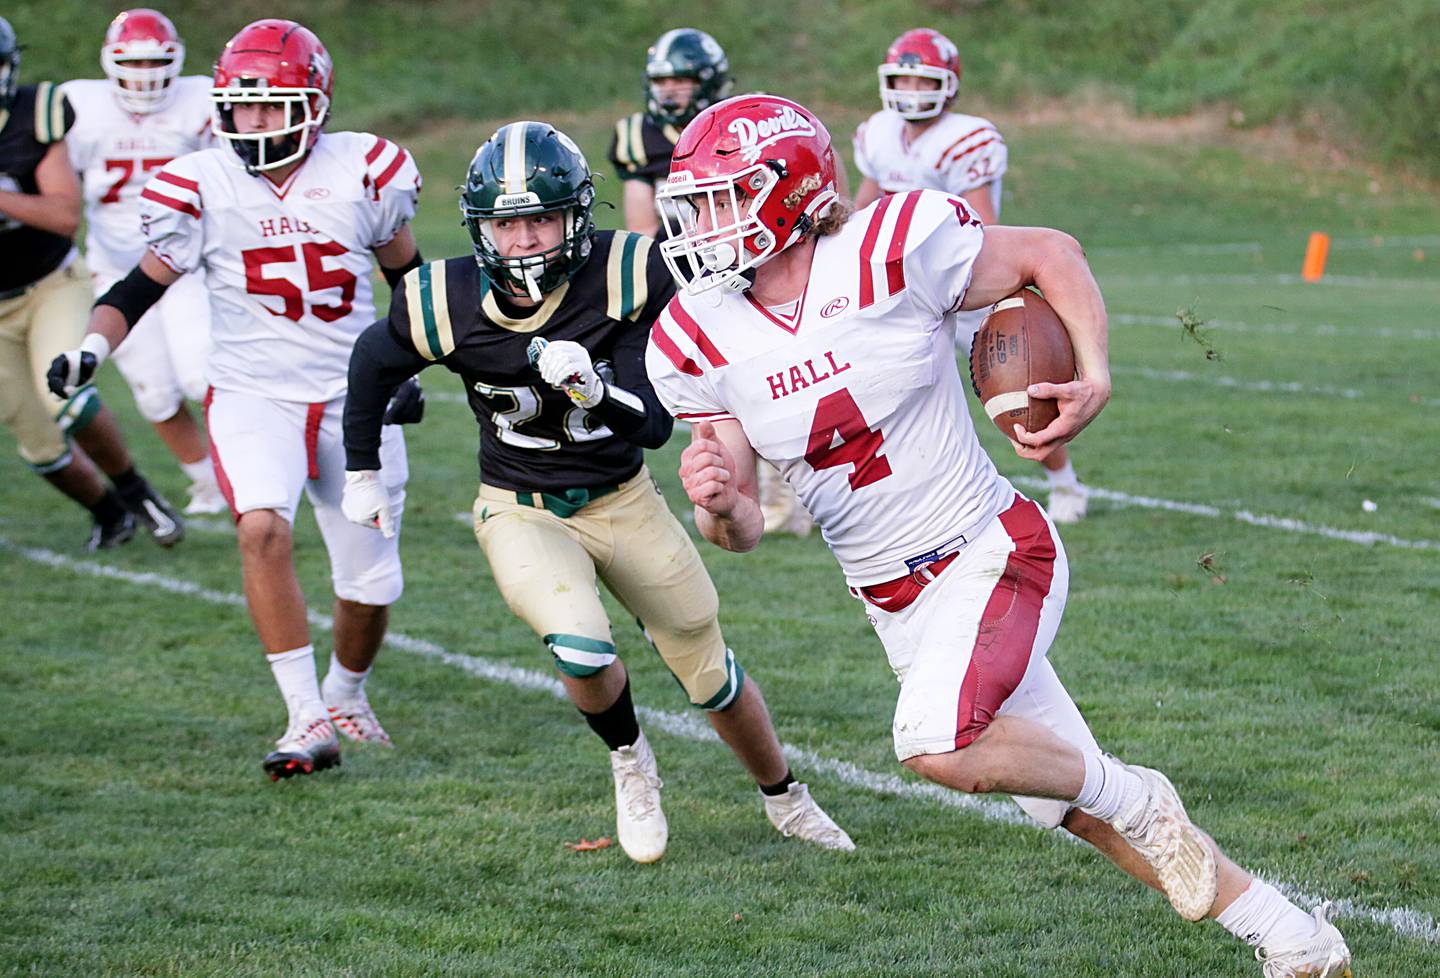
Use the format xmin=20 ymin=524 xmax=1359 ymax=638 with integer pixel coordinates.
xmin=656 ymin=94 xmax=838 ymax=294
xmin=878 ymin=28 xmax=961 ymax=121
xmin=101 ymin=9 xmax=184 ymax=114
xmin=211 ymin=19 xmax=332 ymax=173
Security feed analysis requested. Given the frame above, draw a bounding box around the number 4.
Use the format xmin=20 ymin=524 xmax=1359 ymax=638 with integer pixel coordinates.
xmin=804 ymin=388 xmax=892 ymax=490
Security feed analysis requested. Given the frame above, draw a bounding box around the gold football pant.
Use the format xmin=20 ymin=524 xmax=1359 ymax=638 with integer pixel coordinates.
xmin=473 ymin=465 xmax=743 ymax=710
xmin=0 ymin=256 xmax=100 ymax=471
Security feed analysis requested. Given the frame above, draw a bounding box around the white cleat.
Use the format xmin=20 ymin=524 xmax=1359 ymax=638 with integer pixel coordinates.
xmin=763 ymin=782 xmax=855 ymax=851
xmin=609 ymin=731 xmax=667 ymax=863
xmin=184 ymin=479 xmax=228 ymax=515
xmin=1047 ymin=482 xmax=1089 ymax=524
xmin=262 ymin=714 xmax=340 ymax=781
xmin=1256 ymin=903 xmax=1353 ymax=978
xmin=323 ymin=685 xmax=393 ymax=746
xmin=1111 ymin=764 xmax=1217 ymax=921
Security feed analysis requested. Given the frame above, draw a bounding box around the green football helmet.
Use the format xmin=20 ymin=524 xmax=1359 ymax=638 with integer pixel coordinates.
xmin=644 ymin=28 xmax=730 ymax=128
xmin=0 ymin=17 xmax=20 ymax=111
xmin=461 ymin=121 xmax=597 ymax=301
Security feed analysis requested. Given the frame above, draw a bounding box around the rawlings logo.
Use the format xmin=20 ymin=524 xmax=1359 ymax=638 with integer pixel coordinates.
xmin=819 ymin=296 xmax=849 ymax=318
xmin=728 ymin=107 xmax=816 ymax=164
xmin=304 ymin=187 xmax=330 ymax=199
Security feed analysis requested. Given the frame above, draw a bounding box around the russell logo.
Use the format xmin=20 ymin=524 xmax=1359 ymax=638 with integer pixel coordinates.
xmin=728 ymin=106 xmax=817 ymax=164
xmin=304 ymin=187 xmax=331 ymax=199
xmin=819 ymin=296 xmax=850 ymax=318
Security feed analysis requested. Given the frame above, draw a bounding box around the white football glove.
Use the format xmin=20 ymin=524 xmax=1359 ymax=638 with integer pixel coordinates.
xmin=536 ymin=339 xmax=604 ymax=408
xmin=342 ymin=469 xmax=396 ymax=538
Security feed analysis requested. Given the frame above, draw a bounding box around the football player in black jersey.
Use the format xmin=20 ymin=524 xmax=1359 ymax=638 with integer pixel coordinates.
xmin=0 ymin=16 xmax=181 ymax=550
xmin=607 ymin=28 xmax=731 ymax=239
xmin=343 ymin=121 xmax=852 ymax=863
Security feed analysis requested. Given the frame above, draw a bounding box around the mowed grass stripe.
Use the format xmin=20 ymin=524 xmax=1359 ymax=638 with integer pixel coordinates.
xmin=5 ymin=534 xmax=1438 ymax=947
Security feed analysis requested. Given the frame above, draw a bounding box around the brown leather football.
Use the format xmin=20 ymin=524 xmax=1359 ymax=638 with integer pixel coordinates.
xmin=968 ymin=288 xmax=1076 ymax=436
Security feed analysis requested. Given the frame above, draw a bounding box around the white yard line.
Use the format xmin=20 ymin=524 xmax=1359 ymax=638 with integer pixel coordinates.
xmin=1092 ymin=234 xmax=1440 ymax=256
xmin=1110 ymin=364 xmax=1440 ymax=409
xmin=1009 ymin=476 xmax=1440 ymax=552
xmin=1102 ymin=272 xmax=1440 ymax=290
xmin=3 ymin=535 xmax=1436 ymax=943
xmin=1110 ymin=312 xmax=1440 ymax=342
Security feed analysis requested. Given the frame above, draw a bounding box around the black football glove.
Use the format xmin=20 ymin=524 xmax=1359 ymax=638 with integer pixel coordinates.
xmin=382 ymin=376 xmax=425 ymax=425
xmin=47 ymin=349 xmax=99 ymax=398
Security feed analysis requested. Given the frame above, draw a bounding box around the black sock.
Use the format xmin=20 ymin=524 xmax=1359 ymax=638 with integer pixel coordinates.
xmin=759 ymin=770 xmax=796 ymax=796
xmin=579 ymin=677 xmax=640 ymax=751
xmin=86 ymin=488 xmax=128 ymax=525
xmin=110 ymin=466 xmax=149 ymax=505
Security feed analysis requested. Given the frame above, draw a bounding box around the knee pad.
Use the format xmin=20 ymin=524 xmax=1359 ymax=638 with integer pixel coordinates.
xmin=130 ymin=381 xmax=185 ymax=424
xmin=332 ymin=555 xmax=404 ymax=607
xmin=55 ymin=387 xmax=101 ymax=435
xmin=545 ymin=633 xmax=617 ymax=678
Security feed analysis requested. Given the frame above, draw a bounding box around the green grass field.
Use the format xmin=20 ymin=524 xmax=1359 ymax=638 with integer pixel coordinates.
xmin=4 ymin=5 xmax=1440 ymax=975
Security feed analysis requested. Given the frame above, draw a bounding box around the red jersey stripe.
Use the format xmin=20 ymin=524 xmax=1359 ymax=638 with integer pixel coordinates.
xmin=666 ymin=297 xmax=729 ymax=368
xmin=933 ymin=125 xmax=994 ymax=170
xmin=304 ymin=402 xmax=325 ymax=480
xmin=941 ymin=136 xmax=1000 ymax=172
xmin=373 ymin=148 xmax=409 ymax=192
xmin=365 ymin=137 xmax=391 ymax=166
xmin=857 ymin=193 xmax=894 ymax=309
xmin=884 ymin=191 xmax=923 ymax=296
xmin=650 ymin=321 xmax=701 ymax=377
xmin=140 ymin=187 xmax=200 ymax=219
xmin=953 ymin=495 xmax=1057 ymax=749
xmin=154 ymin=170 xmax=200 ymax=194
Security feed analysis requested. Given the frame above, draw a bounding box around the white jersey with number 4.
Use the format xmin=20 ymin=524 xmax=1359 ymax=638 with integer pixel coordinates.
xmin=647 ymin=189 xmax=1013 ymax=587
xmin=853 ymin=110 xmax=1006 ymax=219
xmin=139 ymin=132 xmax=421 ymax=403
xmin=61 ymin=76 xmax=213 ymax=280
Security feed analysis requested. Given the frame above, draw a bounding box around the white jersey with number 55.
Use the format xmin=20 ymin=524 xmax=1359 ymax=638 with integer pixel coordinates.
xmin=139 ymin=131 xmax=421 ymax=402
xmin=647 ymin=189 xmax=1013 ymax=587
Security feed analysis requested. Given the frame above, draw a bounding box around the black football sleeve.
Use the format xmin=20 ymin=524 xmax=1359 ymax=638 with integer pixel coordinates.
xmin=344 ymin=317 xmax=431 ymax=471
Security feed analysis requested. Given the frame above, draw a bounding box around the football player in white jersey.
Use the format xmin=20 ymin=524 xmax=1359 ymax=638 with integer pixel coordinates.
xmin=644 ymin=95 xmax=1353 ymax=978
xmin=853 ymin=28 xmax=1090 ymax=524
xmin=62 ymin=8 xmax=223 ymax=515
xmin=50 ymin=19 xmax=426 ymax=783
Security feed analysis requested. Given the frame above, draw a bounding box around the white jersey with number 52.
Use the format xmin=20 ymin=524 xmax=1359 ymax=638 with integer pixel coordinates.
xmin=853 ymin=110 xmax=1006 ymax=218
xmin=61 ymin=76 xmax=214 ymax=280
xmin=647 ymin=189 xmax=1012 ymax=587
xmin=140 ymin=131 xmax=420 ymax=402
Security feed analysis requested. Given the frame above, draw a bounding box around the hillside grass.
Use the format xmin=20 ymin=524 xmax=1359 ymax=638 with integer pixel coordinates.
xmin=15 ymin=0 xmax=1440 ymax=174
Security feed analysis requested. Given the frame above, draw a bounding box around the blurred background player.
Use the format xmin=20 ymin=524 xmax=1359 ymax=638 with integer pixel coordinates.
xmin=343 ymin=122 xmax=851 ymax=863
xmin=608 ymin=28 xmax=731 ymax=239
xmin=49 ymin=19 xmax=424 ymax=780
xmin=609 ymin=28 xmax=811 ymax=537
xmin=0 ymin=15 xmax=183 ymax=551
xmin=853 ymin=28 xmax=1089 ymax=523
xmin=63 ymin=8 xmax=224 ymax=515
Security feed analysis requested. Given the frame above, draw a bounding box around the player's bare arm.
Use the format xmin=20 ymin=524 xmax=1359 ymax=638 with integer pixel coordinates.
xmin=0 ymin=142 xmax=81 ymax=237
xmin=373 ymin=225 xmax=419 ymax=276
xmin=962 ymin=225 xmax=1111 ymax=458
xmin=853 ymin=176 xmax=882 ymax=209
xmin=681 ymin=418 xmax=764 ymax=553
xmin=622 ymin=181 xmax=660 ymax=237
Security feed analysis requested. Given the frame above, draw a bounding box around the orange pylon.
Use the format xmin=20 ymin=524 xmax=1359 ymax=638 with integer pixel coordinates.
xmin=1302 ymin=232 xmax=1330 ymax=282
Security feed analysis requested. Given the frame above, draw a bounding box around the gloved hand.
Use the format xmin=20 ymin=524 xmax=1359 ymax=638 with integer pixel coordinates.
xmin=382 ymin=376 xmax=425 ymax=425
xmin=342 ymin=469 xmax=396 ymax=538
xmin=47 ymin=334 xmax=112 ymax=398
xmin=534 ymin=338 xmax=604 ymax=408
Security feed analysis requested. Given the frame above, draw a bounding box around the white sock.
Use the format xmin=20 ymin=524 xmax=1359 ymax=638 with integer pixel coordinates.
xmin=1216 ymin=879 xmax=1319 ymax=949
xmin=266 ymin=645 xmax=324 ymax=720
xmin=321 ymin=651 xmax=369 ymax=703
xmin=1045 ymin=459 xmax=1078 ymax=487
xmin=180 ymin=457 xmax=217 ymax=488
xmin=1073 ymin=752 xmax=1146 ymax=823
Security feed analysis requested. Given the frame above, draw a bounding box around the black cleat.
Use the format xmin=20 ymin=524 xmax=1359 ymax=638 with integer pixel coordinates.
xmin=124 ymin=485 xmax=185 ymax=548
xmin=86 ymin=509 xmax=136 ymax=552
xmin=262 ymin=717 xmax=342 ymax=782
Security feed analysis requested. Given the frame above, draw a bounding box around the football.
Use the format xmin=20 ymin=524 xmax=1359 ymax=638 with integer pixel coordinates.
xmin=968 ymin=288 xmax=1076 ymax=437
